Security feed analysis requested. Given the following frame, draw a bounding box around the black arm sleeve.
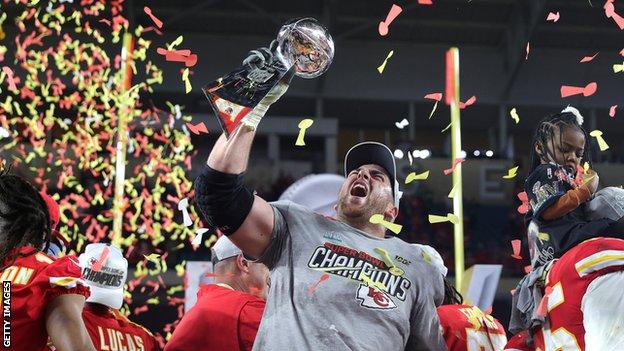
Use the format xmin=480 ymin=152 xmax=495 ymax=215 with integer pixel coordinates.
xmin=193 ymin=166 xmax=255 ymax=236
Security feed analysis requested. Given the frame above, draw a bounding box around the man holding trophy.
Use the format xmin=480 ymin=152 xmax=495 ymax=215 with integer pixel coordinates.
xmin=196 ymin=18 xmax=447 ymax=350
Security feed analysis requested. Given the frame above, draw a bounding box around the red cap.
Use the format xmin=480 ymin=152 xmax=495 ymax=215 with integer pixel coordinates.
xmin=39 ymin=191 xmax=60 ymax=230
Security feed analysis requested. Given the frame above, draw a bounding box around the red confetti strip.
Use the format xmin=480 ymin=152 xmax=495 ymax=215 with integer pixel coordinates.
xmin=143 ymin=6 xmax=163 ymax=29
xmin=517 ymin=191 xmax=529 ymax=214
xmin=458 ymin=95 xmax=476 ymax=109
xmin=2 ymin=66 xmax=17 ymax=90
xmin=546 ymin=12 xmax=560 ymax=22
xmin=186 ymin=122 xmax=208 ymax=135
xmin=378 ymin=4 xmax=402 ymax=36
xmin=609 ymin=105 xmax=617 ymax=118
xmin=90 ymin=247 xmax=110 ymax=272
xmin=536 ymin=286 xmax=554 ymax=317
xmin=417 ymin=0 xmax=433 ymax=4
xmin=560 ymin=82 xmax=597 ymax=98
xmin=604 ymin=0 xmax=624 ymax=30
xmin=620 ymin=48 xmax=624 ymax=56
xmin=424 ymin=92 xmax=443 ymax=101
xmin=511 ymin=240 xmax=522 ymax=260
xmin=443 ymin=158 xmax=465 ymax=175
xmin=308 ymin=273 xmax=330 ymax=295
xmin=579 ymin=52 xmax=599 ymax=63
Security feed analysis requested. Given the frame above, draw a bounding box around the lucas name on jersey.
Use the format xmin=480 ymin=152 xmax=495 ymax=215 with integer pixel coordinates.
xmin=96 ymin=326 xmax=146 ymax=351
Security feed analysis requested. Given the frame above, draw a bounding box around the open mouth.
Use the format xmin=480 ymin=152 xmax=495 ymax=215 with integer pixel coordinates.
xmin=350 ymin=183 xmax=368 ymax=198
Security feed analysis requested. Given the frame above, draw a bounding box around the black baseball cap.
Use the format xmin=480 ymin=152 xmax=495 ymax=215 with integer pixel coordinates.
xmin=344 ymin=141 xmax=401 ymax=207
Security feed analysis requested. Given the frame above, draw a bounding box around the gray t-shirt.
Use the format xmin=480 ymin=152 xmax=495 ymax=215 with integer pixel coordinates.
xmin=253 ymin=201 xmax=447 ymax=351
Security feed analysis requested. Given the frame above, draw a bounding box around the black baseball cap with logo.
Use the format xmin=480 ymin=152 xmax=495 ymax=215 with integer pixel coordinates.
xmin=344 ymin=141 xmax=401 ymax=207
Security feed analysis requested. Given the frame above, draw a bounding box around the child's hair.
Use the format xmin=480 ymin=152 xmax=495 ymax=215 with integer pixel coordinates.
xmin=0 ymin=168 xmax=51 ymax=269
xmin=529 ymin=106 xmax=592 ymax=173
xmin=442 ymin=277 xmax=463 ymax=305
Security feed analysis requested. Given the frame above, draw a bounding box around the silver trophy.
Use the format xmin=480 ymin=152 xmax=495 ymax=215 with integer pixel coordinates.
xmin=203 ymin=18 xmax=334 ymax=136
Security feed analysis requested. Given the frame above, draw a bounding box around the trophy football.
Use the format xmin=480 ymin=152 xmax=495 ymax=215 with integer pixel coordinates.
xmin=202 ymin=18 xmax=334 ymax=137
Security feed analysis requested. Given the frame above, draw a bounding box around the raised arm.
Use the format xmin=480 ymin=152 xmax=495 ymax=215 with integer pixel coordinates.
xmin=195 ymin=44 xmax=289 ymax=259
xmin=46 ymin=294 xmax=96 ymax=351
xmin=197 ymin=126 xmax=277 ymax=259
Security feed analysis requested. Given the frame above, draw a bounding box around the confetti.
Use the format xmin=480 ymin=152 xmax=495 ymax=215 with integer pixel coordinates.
xmin=377 ymin=50 xmax=394 ymax=74
xmin=428 ymin=213 xmax=459 ymax=225
xmin=448 ymin=181 xmax=458 ymax=198
xmin=378 ymin=4 xmax=402 ymax=36
xmin=511 ymin=240 xmax=522 ymax=259
xmin=192 ymin=228 xmax=209 ymax=247
xmin=182 ymin=68 xmax=192 ymax=93
xmin=374 ymin=247 xmax=404 ymax=276
xmin=620 ymin=48 xmax=624 ymax=56
xmin=144 ymin=254 xmax=161 ymax=264
xmin=580 ymin=52 xmax=599 ymax=63
xmin=546 ymin=12 xmax=560 ymax=22
xmin=177 ymin=197 xmax=193 ymax=227
xmin=407 ymin=150 xmax=413 ymax=165
xmin=425 ymin=93 xmax=443 ymax=119
xmin=91 ymin=247 xmax=110 ymax=272
xmin=185 ymin=122 xmax=209 ymax=135
xmin=604 ymin=0 xmax=624 ymax=29
xmin=418 ymin=0 xmax=433 ymax=4
xmin=560 ymin=82 xmax=597 ymax=98
xmin=2 ymin=67 xmax=17 ymax=90
xmin=307 ymin=274 xmax=330 ymax=295
xmin=517 ymin=192 xmax=529 ymax=214
xmin=510 ymin=107 xmax=520 ymax=124
xmin=609 ymin=105 xmax=617 ymax=118
xmin=525 ymin=42 xmax=530 ymax=60
xmin=143 ymin=6 xmax=163 ymax=29
xmin=405 ymin=171 xmax=429 ymax=184
xmin=536 ymin=286 xmax=553 ymax=317
xmin=590 ymin=130 xmax=609 ymax=151
xmin=395 ymin=118 xmax=409 ymax=129
xmin=295 ymin=119 xmax=314 ymax=146
xmin=614 ymin=62 xmax=624 ymax=73
xmin=369 ymin=214 xmax=403 ymax=234
xmin=443 ymin=158 xmax=465 ymax=175
xmin=503 ymin=166 xmax=519 ymax=179
xmin=424 ymin=92 xmax=443 ymax=101
xmin=458 ymin=95 xmax=476 ymax=109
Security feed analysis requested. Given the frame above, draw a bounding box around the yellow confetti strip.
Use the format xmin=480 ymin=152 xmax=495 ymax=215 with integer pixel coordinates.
xmin=374 ymin=247 xmax=404 ymax=276
xmin=182 ymin=68 xmax=192 ymax=94
xmin=377 ymin=50 xmax=394 ymax=74
xmin=369 ymin=214 xmax=403 ymax=234
xmin=614 ymin=62 xmax=624 ymax=73
xmin=295 ymin=119 xmax=314 ymax=146
xmin=589 ymin=130 xmax=609 ymax=151
xmin=405 ymin=171 xmax=429 ymax=184
xmin=537 ymin=232 xmax=550 ymax=242
xmin=144 ymin=253 xmax=161 ymax=264
xmin=448 ymin=181 xmax=458 ymax=198
xmin=503 ymin=166 xmax=519 ymax=179
xmin=428 ymin=213 xmax=459 ymax=225
xmin=428 ymin=100 xmax=439 ymax=119
xmin=510 ymin=108 xmax=520 ymax=124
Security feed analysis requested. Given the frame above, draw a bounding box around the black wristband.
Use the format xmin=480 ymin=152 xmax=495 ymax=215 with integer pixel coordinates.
xmin=194 ymin=165 xmax=255 ymax=236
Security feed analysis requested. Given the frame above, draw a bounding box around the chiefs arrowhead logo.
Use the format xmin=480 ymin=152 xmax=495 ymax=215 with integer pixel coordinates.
xmin=356 ymin=284 xmax=396 ymax=310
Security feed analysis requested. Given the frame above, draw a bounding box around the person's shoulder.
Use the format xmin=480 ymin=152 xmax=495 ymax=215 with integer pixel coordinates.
xmin=395 ymin=241 xmax=447 ymax=276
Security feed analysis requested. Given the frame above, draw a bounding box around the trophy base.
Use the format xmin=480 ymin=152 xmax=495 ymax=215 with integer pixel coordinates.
xmin=203 ymin=63 xmax=295 ymax=137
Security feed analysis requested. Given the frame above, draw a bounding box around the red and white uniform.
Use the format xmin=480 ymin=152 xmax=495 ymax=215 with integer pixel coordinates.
xmin=437 ymin=304 xmax=507 ymax=351
xmin=504 ymin=331 xmax=533 ymax=351
xmin=534 ymin=237 xmax=624 ymax=351
xmin=82 ymin=304 xmax=160 ymax=351
xmin=0 ymin=246 xmax=89 ymax=350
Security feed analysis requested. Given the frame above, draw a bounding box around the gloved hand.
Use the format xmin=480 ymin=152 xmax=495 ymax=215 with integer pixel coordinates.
xmin=242 ymin=40 xmax=279 ymax=69
xmin=240 ymin=40 xmax=290 ymax=130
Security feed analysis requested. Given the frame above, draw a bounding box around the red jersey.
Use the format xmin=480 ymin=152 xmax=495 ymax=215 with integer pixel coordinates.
xmin=533 ymin=237 xmax=624 ymax=350
xmin=165 ymin=284 xmax=265 ymax=351
xmin=0 ymin=246 xmax=90 ymax=351
xmin=82 ymin=304 xmax=160 ymax=351
xmin=504 ymin=331 xmax=533 ymax=351
xmin=437 ymin=304 xmax=507 ymax=351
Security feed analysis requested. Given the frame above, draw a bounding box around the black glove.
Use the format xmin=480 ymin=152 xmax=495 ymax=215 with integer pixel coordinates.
xmin=242 ymin=40 xmax=279 ymax=69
